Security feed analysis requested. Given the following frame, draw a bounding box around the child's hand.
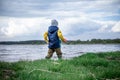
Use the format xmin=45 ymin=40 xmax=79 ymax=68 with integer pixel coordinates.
xmin=64 ymin=38 xmax=67 ymax=43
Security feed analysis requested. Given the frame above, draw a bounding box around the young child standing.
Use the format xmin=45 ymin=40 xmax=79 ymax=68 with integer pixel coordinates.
xmin=44 ymin=19 xmax=67 ymax=59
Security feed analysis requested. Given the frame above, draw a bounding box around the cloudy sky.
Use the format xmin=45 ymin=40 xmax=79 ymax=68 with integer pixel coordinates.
xmin=0 ymin=0 xmax=120 ymax=41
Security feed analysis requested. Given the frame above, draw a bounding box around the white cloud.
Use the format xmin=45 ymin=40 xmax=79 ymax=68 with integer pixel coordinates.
xmin=0 ymin=16 xmax=119 ymax=41
xmin=97 ymin=20 xmax=117 ymax=33
xmin=0 ymin=17 xmax=50 ymax=39
xmin=111 ymin=21 xmax=120 ymax=32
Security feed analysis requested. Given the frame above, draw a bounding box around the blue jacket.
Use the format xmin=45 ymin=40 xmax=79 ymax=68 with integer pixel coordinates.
xmin=48 ymin=26 xmax=61 ymax=48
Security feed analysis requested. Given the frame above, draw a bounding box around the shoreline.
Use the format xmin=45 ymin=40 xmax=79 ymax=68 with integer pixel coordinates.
xmin=1 ymin=50 xmax=120 ymax=63
xmin=0 ymin=51 xmax=120 ymax=80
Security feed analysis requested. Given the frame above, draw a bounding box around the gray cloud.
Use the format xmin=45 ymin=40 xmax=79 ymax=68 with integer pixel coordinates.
xmin=0 ymin=0 xmax=120 ymax=18
xmin=0 ymin=0 xmax=120 ymax=41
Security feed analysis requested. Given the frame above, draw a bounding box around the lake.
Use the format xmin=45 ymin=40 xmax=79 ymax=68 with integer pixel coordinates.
xmin=0 ymin=44 xmax=120 ymax=62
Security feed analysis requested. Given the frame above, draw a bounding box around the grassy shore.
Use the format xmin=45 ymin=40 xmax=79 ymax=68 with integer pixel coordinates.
xmin=0 ymin=51 xmax=120 ymax=80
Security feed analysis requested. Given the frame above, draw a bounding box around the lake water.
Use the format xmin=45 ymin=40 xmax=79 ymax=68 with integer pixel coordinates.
xmin=0 ymin=44 xmax=120 ymax=62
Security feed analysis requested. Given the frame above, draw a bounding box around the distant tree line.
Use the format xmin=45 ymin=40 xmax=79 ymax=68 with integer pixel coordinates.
xmin=0 ymin=39 xmax=120 ymax=45
xmin=66 ymin=38 xmax=120 ymax=44
xmin=0 ymin=40 xmax=46 ymax=45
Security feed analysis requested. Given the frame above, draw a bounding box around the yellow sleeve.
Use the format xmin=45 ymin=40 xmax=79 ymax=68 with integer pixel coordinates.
xmin=43 ymin=32 xmax=48 ymax=43
xmin=57 ymin=30 xmax=65 ymax=42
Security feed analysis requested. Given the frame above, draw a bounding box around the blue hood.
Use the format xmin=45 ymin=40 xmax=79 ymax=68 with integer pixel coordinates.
xmin=48 ymin=26 xmax=58 ymax=33
xmin=48 ymin=26 xmax=60 ymax=48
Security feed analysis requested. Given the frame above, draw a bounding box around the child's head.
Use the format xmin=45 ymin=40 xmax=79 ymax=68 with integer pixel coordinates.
xmin=51 ymin=19 xmax=58 ymax=26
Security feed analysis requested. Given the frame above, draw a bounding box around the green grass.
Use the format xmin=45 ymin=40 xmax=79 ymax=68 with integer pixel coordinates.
xmin=0 ymin=51 xmax=120 ymax=80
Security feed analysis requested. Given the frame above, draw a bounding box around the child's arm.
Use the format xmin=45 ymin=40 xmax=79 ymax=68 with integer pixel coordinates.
xmin=44 ymin=32 xmax=49 ymax=43
xmin=57 ymin=30 xmax=67 ymax=42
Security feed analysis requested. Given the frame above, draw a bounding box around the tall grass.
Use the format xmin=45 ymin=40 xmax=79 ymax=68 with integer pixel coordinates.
xmin=0 ymin=51 xmax=120 ymax=80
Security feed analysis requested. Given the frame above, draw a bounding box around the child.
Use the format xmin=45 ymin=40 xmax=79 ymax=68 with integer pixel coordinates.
xmin=44 ymin=19 xmax=67 ymax=59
